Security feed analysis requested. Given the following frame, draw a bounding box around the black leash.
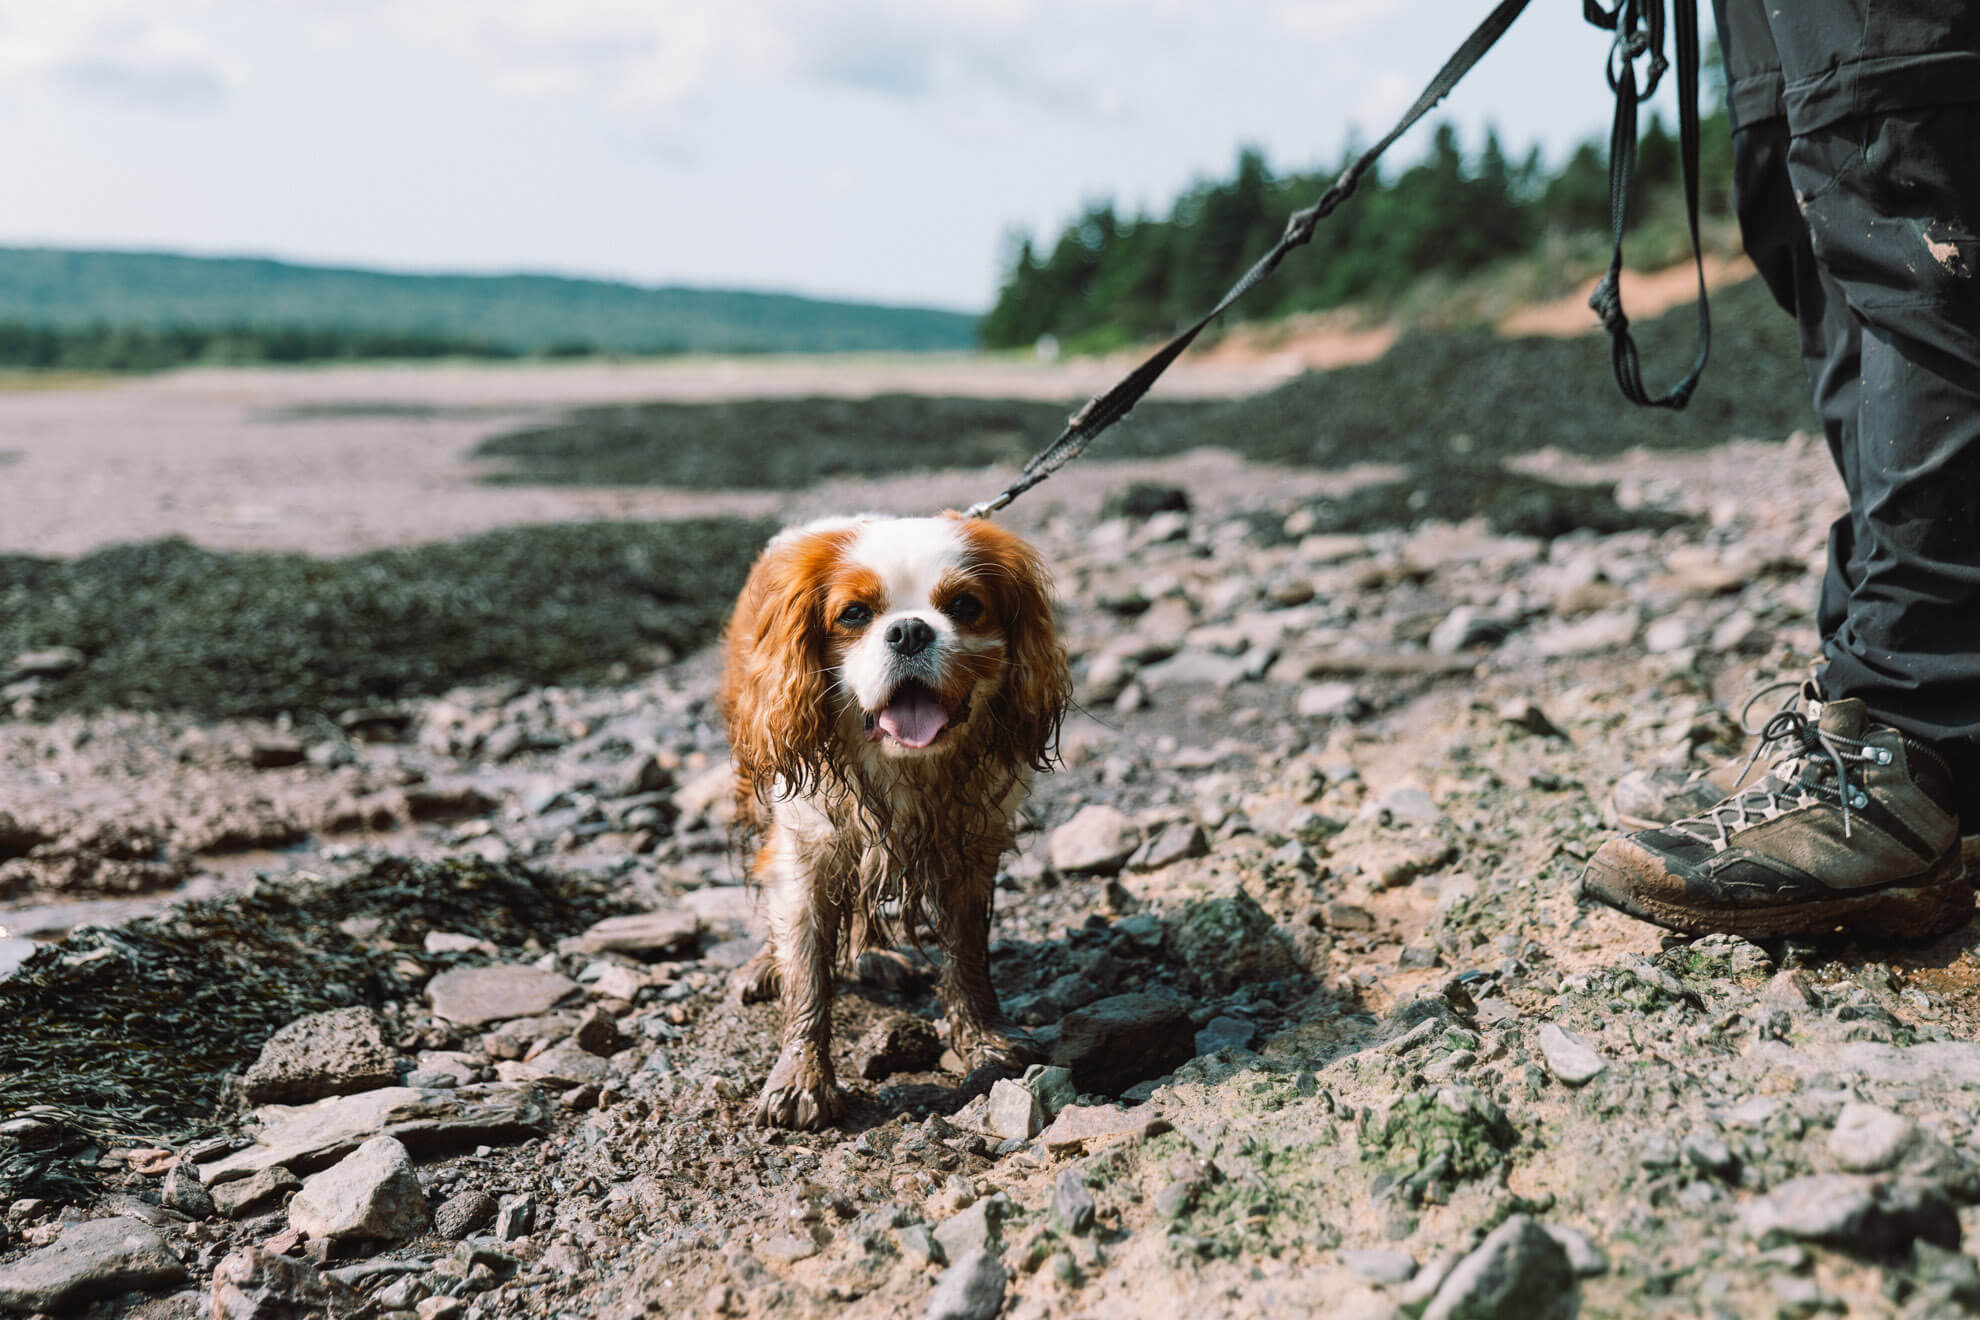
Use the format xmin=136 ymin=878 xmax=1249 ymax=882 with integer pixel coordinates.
xmin=966 ymin=0 xmax=1709 ymax=520
xmin=1584 ymin=0 xmax=1711 ymax=408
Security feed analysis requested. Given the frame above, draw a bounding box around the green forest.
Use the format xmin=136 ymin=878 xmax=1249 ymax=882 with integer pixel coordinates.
xmin=981 ymin=110 xmax=1735 ymax=352
xmin=0 ymin=247 xmax=978 ymax=367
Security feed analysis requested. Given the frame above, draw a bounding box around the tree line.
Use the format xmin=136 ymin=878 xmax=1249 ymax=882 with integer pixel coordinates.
xmin=980 ymin=110 xmax=1734 ymax=352
xmin=0 ymin=322 xmax=624 ymax=371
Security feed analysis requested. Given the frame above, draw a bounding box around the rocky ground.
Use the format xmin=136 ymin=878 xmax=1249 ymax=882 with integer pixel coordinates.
xmin=7 ymin=430 xmax=1980 ymax=1320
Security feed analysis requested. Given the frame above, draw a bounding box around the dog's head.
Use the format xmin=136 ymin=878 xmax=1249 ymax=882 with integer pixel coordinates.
xmin=720 ymin=512 xmax=1069 ymax=794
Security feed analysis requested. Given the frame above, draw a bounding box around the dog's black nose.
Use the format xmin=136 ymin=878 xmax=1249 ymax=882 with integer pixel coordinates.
xmin=885 ymin=617 xmax=935 ymax=656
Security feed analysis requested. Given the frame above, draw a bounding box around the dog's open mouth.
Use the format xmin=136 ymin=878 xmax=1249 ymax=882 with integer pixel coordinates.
xmin=864 ymin=680 xmax=958 ymax=749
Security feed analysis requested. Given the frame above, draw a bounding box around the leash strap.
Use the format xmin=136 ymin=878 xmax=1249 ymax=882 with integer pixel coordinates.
xmin=1583 ymin=0 xmax=1711 ymax=407
xmin=965 ymin=0 xmax=1534 ymax=519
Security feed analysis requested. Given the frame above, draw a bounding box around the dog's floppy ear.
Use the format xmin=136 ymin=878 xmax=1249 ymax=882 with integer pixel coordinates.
xmin=960 ymin=517 xmax=1071 ymax=772
xmin=719 ymin=528 xmax=846 ymax=800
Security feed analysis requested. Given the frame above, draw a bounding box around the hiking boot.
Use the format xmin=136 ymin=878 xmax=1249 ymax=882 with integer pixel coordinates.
xmin=1583 ymin=697 xmax=1973 ymax=940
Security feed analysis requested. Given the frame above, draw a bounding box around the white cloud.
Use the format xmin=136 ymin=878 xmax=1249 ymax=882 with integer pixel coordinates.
xmin=0 ymin=1 xmax=230 ymax=109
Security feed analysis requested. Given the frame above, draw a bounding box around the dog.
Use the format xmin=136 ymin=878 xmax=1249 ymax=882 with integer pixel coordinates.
xmin=717 ymin=512 xmax=1070 ymax=1129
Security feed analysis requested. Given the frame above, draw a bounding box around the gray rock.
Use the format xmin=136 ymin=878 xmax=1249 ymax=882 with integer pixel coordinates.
xmin=0 ymin=1217 xmax=188 ymax=1313
xmin=210 ymin=1245 xmax=370 ymax=1320
xmin=571 ymin=910 xmax=700 ymax=957
xmin=572 ymin=1005 xmax=625 ymax=1056
xmin=1742 ymin=1174 xmax=1960 ymax=1255
xmin=925 ymin=1248 xmax=1006 ymax=1320
xmin=196 ymin=1083 xmax=554 ymax=1184
xmin=1194 ymin=1015 xmax=1257 ymax=1055
xmin=242 ymin=1007 xmax=401 ymax=1105
xmin=1049 ymin=805 xmax=1142 ymax=876
xmin=1827 ymin=1102 xmax=1915 ymax=1173
xmin=1052 ymin=1169 xmax=1095 ymax=1235
xmin=288 ymin=1135 xmax=428 ymax=1241
xmin=1536 ymin=1024 xmax=1607 ymax=1086
xmin=1132 ymin=821 xmax=1209 ymax=871
xmin=1020 ymin=1064 xmax=1078 ymax=1117
xmin=1052 ymin=994 xmax=1193 ymax=1095
xmin=514 ymin=1040 xmax=614 ymax=1087
xmin=1531 ymin=608 xmax=1639 ymax=657
xmin=1342 ymin=1247 xmax=1417 ymax=1284
xmin=1166 ymin=886 xmax=1299 ymax=994
xmin=853 ymin=1013 xmax=943 ymax=1080
xmin=897 ymin=1222 xmax=945 ymax=1266
xmin=427 ymin=964 xmax=579 ymax=1027
xmin=162 ymin=1162 xmax=215 ymax=1219
xmin=212 ymin=1165 xmax=301 ymax=1219
xmin=1296 ymin=681 xmax=1364 ymax=721
xmin=1422 ymin=1215 xmax=1578 ymax=1320
xmin=1543 ymin=1225 xmax=1610 ymax=1278
xmin=933 ymin=1193 xmax=1009 ymax=1261
xmin=1429 ymin=607 xmax=1513 ymax=656
xmin=495 ymin=1193 xmax=537 ymax=1241
xmin=434 ymin=1189 xmax=497 ymax=1240
xmin=986 ymin=1079 xmax=1044 ymax=1141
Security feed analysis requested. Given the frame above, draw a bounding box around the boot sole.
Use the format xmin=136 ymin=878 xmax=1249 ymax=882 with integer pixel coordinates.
xmin=1583 ymin=840 xmax=1975 ymax=942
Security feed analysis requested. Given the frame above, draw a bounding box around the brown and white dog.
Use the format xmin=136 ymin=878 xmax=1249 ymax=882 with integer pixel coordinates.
xmin=718 ymin=512 xmax=1070 ymax=1129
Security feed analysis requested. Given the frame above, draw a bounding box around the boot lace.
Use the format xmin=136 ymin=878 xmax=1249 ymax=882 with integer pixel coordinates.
xmin=1666 ymin=683 xmax=1884 ymax=849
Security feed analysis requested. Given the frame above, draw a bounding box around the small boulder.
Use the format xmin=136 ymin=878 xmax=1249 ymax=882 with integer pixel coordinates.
xmin=853 ymin=1013 xmax=944 ymax=1080
xmin=1422 ymin=1215 xmax=1578 ymax=1320
xmin=242 ymin=1007 xmax=401 ymax=1105
xmin=1049 ymin=805 xmax=1142 ymax=876
xmin=986 ymin=1079 xmax=1044 ymax=1141
xmin=210 ymin=1247 xmax=368 ymax=1320
xmin=1166 ymin=886 xmax=1299 ymax=995
xmin=0 ymin=1217 xmax=187 ymax=1313
xmin=288 ymin=1136 xmax=429 ymax=1242
xmin=1052 ymin=994 xmax=1193 ymax=1095
xmin=924 ymin=1248 xmax=1006 ymax=1320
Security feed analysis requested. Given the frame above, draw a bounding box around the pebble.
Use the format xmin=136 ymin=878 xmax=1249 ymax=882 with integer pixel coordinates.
xmin=434 ymin=1189 xmax=497 ymax=1240
xmin=986 ymin=1078 xmax=1044 ymax=1141
xmin=1051 ymin=1170 xmax=1095 ymax=1236
xmin=1194 ymin=1015 xmax=1257 ymax=1055
xmin=212 ymin=1165 xmax=302 ymax=1220
xmin=932 ymin=1194 xmax=1008 ymax=1261
xmin=853 ymin=1013 xmax=944 ymax=1081
xmin=1536 ymin=1023 xmax=1607 ymax=1086
xmin=0 ymin=1217 xmax=188 ymax=1312
xmin=1132 ymin=821 xmax=1209 ymax=871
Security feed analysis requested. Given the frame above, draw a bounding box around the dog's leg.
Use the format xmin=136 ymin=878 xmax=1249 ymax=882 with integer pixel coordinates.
xmin=936 ymin=870 xmax=1035 ymax=1077
xmin=728 ymin=947 xmax=780 ymax=1004
xmin=753 ymin=858 xmax=846 ymax=1130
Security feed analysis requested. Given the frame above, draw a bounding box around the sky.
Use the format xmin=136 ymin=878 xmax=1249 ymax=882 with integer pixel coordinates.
xmin=0 ymin=1 xmax=1713 ymax=312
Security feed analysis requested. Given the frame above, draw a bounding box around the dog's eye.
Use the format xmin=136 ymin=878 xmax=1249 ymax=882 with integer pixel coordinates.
xmin=943 ymin=592 xmax=983 ymax=624
xmin=836 ymin=603 xmax=874 ymax=628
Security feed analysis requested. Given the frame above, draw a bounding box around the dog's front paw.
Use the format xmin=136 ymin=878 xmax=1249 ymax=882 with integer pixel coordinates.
xmin=728 ymin=949 xmax=780 ymax=1005
xmin=954 ymin=1023 xmax=1039 ymax=1078
xmin=753 ymin=1049 xmax=844 ymax=1130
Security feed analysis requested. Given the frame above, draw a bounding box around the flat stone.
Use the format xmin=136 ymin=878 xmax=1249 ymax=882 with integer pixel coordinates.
xmin=1132 ymin=821 xmax=1209 ymax=871
xmin=986 ymin=1079 xmax=1044 ymax=1141
xmin=0 ymin=1217 xmax=188 ymax=1313
xmin=426 ymin=965 xmax=579 ymax=1026
xmin=572 ymin=910 xmax=700 ymax=957
xmin=196 ymin=1084 xmax=554 ymax=1184
xmin=212 ymin=1165 xmax=301 ymax=1219
xmin=756 ymin=1234 xmax=818 ymax=1266
xmin=1052 ymin=994 xmax=1193 ymax=1095
xmin=515 ymin=1040 xmax=614 ymax=1088
xmin=1536 ymin=1023 xmax=1607 ymax=1086
xmin=853 ymin=1013 xmax=943 ymax=1080
xmin=289 ymin=1136 xmax=428 ymax=1242
xmin=1742 ymin=1173 xmax=1960 ymax=1255
xmin=1296 ymin=681 xmax=1363 ymax=720
xmin=1037 ymin=1104 xmax=1159 ymax=1154
xmin=1422 ymin=1215 xmax=1577 ymax=1320
xmin=1531 ymin=608 xmax=1639 ymax=657
xmin=242 ymin=1007 xmax=401 ymax=1105
xmin=1828 ymin=1102 xmax=1915 ymax=1173
xmin=925 ymin=1248 xmax=1006 ymax=1320
xmin=1048 ymin=805 xmax=1142 ymax=876
xmin=1342 ymin=1247 xmax=1418 ymax=1284
xmin=210 ymin=1246 xmax=370 ymax=1320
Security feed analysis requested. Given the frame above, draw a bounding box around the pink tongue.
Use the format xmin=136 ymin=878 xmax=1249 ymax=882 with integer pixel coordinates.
xmin=877 ymin=687 xmax=950 ymax=747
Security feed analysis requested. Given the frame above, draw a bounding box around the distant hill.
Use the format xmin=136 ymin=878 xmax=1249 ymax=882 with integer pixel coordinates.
xmin=0 ymin=247 xmax=979 ymax=356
